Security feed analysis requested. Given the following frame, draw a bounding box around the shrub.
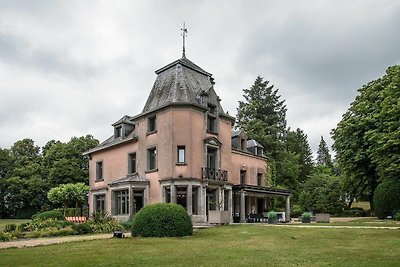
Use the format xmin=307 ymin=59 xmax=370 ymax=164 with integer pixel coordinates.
xmin=32 ymin=210 xmax=64 ymax=221
xmin=53 ymin=208 xmax=88 ymax=217
xmin=72 ymin=223 xmax=93 ymax=235
xmin=121 ymin=219 xmax=134 ymax=231
xmin=0 ymin=232 xmax=13 ymax=242
xmin=302 ymin=212 xmax=311 ymax=223
xmin=394 ymin=212 xmax=400 ymax=221
xmin=373 ymin=179 xmax=400 ymax=219
xmin=268 ymin=211 xmax=277 ymax=219
xmin=91 ymin=211 xmax=114 ymax=224
xmin=88 ymin=220 xmax=124 ymax=233
xmin=291 ymin=206 xmax=303 ymax=218
xmin=4 ymin=224 xmax=17 ymax=232
xmin=22 ymin=218 xmax=73 ymax=231
xmin=131 ymin=203 xmax=192 ymax=237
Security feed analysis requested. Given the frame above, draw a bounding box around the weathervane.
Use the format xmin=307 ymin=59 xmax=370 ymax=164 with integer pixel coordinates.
xmin=181 ymin=22 xmax=188 ymax=58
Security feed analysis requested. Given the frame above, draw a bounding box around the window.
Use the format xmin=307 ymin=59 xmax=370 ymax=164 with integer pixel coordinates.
xmin=207 ymin=115 xmax=217 ymax=132
xmin=147 ymin=147 xmax=157 ymax=171
xmin=95 ymin=194 xmax=105 ymax=211
xmin=128 ymin=153 xmax=136 ymax=174
xmin=147 ymin=116 xmax=156 ymax=133
xmin=96 ymin=161 xmax=103 ymax=181
xmin=207 ymin=104 xmax=217 ymax=133
xmin=177 ymin=146 xmax=185 ymax=163
xmin=116 ymin=190 xmax=129 ymax=215
xmin=115 ymin=126 xmax=122 ymax=138
xmin=224 ymin=190 xmax=229 ymax=211
xmin=240 ymin=139 xmax=246 ymax=150
xmin=240 ymin=170 xmax=246 ymax=185
xmin=206 ymin=147 xmax=218 ymax=169
xmin=257 ymin=173 xmax=263 ymax=186
xmin=176 ymin=187 xmax=187 ymax=209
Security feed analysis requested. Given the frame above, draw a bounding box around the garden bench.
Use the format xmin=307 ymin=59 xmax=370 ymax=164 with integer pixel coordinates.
xmin=65 ymin=216 xmax=87 ymax=224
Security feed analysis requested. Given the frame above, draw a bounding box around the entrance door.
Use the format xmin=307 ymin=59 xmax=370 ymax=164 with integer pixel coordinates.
xmin=257 ymin=198 xmax=264 ymax=214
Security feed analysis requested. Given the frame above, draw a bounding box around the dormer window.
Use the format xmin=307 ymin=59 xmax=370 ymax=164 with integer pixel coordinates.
xmin=207 ymin=104 xmax=217 ymax=133
xmin=115 ymin=126 xmax=122 ymax=138
xmin=240 ymin=139 xmax=246 ymax=151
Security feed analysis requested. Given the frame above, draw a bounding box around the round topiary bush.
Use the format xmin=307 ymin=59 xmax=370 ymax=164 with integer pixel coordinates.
xmin=373 ymin=179 xmax=400 ymax=219
xmin=131 ymin=203 xmax=192 ymax=237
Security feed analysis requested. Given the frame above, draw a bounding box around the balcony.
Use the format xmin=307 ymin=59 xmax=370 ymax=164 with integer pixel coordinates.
xmin=202 ymin=167 xmax=228 ymax=182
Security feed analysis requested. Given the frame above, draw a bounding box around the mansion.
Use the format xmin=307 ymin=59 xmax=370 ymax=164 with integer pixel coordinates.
xmin=85 ymin=52 xmax=291 ymax=224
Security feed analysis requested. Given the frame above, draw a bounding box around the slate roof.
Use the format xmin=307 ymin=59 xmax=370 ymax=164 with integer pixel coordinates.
xmin=112 ymin=115 xmax=134 ymax=126
xmin=108 ymin=174 xmax=149 ymax=186
xmin=247 ymin=139 xmax=264 ymax=148
xmin=142 ymin=56 xmax=224 ymax=114
xmin=83 ymin=130 xmax=137 ymax=155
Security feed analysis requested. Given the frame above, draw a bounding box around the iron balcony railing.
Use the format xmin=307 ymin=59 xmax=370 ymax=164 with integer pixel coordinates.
xmin=202 ymin=167 xmax=228 ymax=182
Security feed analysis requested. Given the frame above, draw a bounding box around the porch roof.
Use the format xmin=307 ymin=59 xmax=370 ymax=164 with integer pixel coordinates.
xmin=232 ymin=184 xmax=291 ymax=197
xmin=108 ymin=174 xmax=149 ymax=186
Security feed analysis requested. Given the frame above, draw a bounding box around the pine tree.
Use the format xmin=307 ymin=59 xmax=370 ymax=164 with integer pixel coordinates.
xmin=236 ymin=76 xmax=287 ymax=158
xmin=236 ymin=76 xmax=288 ymax=186
xmin=285 ymin=128 xmax=314 ymax=183
xmin=316 ymin=136 xmax=333 ymax=169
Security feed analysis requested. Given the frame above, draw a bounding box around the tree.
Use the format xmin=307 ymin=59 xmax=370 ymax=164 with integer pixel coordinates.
xmin=10 ymin=138 xmax=40 ymax=167
xmin=299 ymin=166 xmax=345 ymax=215
xmin=43 ymin=135 xmax=98 ymax=186
xmin=0 ymin=148 xmax=14 ymax=179
xmin=48 ymin=183 xmax=89 ymax=215
xmin=285 ymin=128 xmax=313 ymax=183
xmin=236 ymin=76 xmax=287 ymax=158
xmin=316 ymin=136 xmax=333 ymax=169
xmin=236 ymin=76 xmax=287 ymax=185
xmin=332 ymin=65 xmax=400 ymax=209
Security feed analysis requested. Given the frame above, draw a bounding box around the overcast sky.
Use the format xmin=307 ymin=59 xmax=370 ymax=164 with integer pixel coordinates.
xmin=1 ymin=1 xmax=399 ymax=158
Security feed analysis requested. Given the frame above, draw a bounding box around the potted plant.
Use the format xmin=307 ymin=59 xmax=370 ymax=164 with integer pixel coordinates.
xmin=302 ymin=212 xmax=311 ymax=223
xmin=268 ymin=211 xmax=279 ymax=224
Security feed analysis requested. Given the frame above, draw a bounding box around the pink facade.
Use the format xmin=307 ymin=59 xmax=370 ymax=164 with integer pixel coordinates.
xmin=86 ymin=55 xmax=291 ymax=223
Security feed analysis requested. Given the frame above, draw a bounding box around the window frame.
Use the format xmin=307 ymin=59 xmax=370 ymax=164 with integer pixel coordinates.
xmin=147 ymin=115 xmax=157 ymax=134
xmin=94 ymin=194 xmax=106 ymax=211
xmin=257 ymin=173 xmax=263 ymax=186
xmin=115 ymin=190 xmax=129 ymax=215
xmin=96 ymin=161 xmax=103 ymax=181
xmin=177 ymin=145 xmax=186 ymax=164
xmin=128 ymin=152 xmax=137 ymax=174
xmin=147 ymin=146 xmax=157 ymax=172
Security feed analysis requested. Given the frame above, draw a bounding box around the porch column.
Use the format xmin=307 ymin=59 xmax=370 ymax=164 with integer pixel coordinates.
xmin=240 ymin=190 xmax=246 ymax=223
xmin=187 ymin=183 xmax=193 ymax=216
xmin=171 ymin=184 xmax=177 ymax=203
xmin=229 ymin=189 xmax=233 ymax=223
xmin=217 ymin=187 xmax=222 ymax=211
xmin=129 ymin=186 xmax=134 ymax=217
xmin=144 ymin=184 xmax=149 ymax=206
xmin=285 ymin=195 xmax=291 ymax=222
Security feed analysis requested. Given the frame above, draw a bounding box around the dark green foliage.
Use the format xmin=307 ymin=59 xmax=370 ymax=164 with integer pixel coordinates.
xmin=299 ymin=166 xmax=345 ymax=215
xmin=53 ymin=208 xmax=88 ymax=217
xmin=32 ymin=210 xmax=64 ymax=221
xmin=394 ymin=212 xmax=400 ymax=221
xmin=131 ymin=203 xmax=193 ymax=237
xmin=316 ymin=136 xmax=333 ymax=170
xmin=4 ymin=224 xmax=17 ymax=232
xmin=302 ymin=212 xmax=311 ymax=223
xmin=20 ymin=218 xmax=72 ymax=232
xmin=332 ymin=65 xmax=400 ymax=209
xmin=72 ymin=223 xmax=93 ymax=235
xmin=87 ymin=211 xmax=123 ymax=233
xmin=373 ymin=179 xmax=400 ymax=219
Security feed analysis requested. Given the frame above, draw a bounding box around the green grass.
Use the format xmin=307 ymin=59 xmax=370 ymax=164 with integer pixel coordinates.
xmin=311 ymin=218 xmax=400 ymax=227
xmin=351 ymin=201 xmax=371 ymax=210
xmin=0 ymin=219 xmax=30 ymax=231
xmin=1 ymin=224 xmax=399 ymax=266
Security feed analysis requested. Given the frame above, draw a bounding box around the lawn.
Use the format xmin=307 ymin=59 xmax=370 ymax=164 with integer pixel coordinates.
xmin=1 ymin=224 xmax=399 ymax=266
xmin=0 ymin=219 xmax=30 ymax=231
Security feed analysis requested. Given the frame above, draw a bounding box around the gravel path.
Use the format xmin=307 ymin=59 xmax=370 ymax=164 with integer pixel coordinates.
xmin=0 ymin=233 xmax=112 ymax=250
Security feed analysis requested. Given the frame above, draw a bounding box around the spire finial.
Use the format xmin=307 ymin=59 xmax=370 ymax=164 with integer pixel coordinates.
xmin=181 ymin=22 xmax=188 ymax=58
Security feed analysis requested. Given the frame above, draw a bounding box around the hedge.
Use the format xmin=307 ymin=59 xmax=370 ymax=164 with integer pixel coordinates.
xmin=373 ymin=179 xmax=400 ymax=219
